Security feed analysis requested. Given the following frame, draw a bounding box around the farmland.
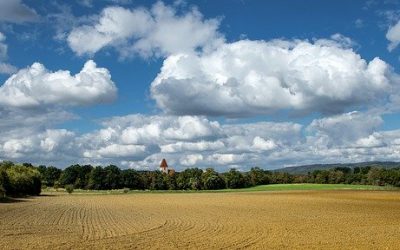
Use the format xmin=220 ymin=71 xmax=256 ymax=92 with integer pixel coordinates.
xmin=1 ymin=189 xmax=400 ymax=249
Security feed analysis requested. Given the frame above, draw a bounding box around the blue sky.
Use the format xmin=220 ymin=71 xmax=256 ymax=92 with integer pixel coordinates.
xmin=1 ymin=0 xmax=400 ymax=170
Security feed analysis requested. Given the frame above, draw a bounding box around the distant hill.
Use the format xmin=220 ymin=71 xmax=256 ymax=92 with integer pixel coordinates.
xmin=274 ymin=161 xmax=400 ymax=175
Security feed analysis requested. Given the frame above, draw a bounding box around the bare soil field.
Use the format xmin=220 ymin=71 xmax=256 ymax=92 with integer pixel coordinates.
xmin=1 ymin=190 xmax=400 ymax=249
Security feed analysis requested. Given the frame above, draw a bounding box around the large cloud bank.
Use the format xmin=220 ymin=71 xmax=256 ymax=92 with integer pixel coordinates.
xmin=151 ymin=38 xmax=396 ymax=117
xmin=2 ymin=112 xmax=400 ymax=171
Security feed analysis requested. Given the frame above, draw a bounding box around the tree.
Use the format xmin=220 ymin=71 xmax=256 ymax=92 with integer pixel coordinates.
xmin=88 ymin=166 xmax=106 ymax=190
xmin=367 ymin=167 xmax=385 ymax=186
xmin=164 ymin=172 xmax=177 ymax=190
xmin=149 ymin=171 xmax=167 ymax=190
xmin=224 ymin=169 xmax=246 ymax=189
xmin=41 ymin=166 xmax=62 ymax=187
xmin=77 ymin=165 xmax=93 ymax=189
xmin=104 ymin=165 xmax=122 ymax=189
xmin=176 ymin=168 xmax=203 ymax=190
xmin=59 ymin=165 xmax=80 ymax=187
xmin=202 ymin=168 xmax=225 ymax=190
xmin=121 ymin=169 xmax=144 ymax=190
xmin=59 ymin=164 xmax=93 ymax=189
xmin=313 ymin=170 xmax=329 ymax=184
xmin=248 ymin=167 xmax=269 ymax=186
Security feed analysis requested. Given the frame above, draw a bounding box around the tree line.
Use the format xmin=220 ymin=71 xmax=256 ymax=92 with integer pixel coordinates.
xmin=1 ymin=161 xmax=400 ymax=197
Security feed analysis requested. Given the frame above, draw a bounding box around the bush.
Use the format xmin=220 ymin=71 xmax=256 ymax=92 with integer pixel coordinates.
xmin=6 ymin=165 xmax=41 ymax=196
xmin=65 ymin=184 xmax=74 ymax=194
xmin=123 ymin=187 xmax=130 ymax=193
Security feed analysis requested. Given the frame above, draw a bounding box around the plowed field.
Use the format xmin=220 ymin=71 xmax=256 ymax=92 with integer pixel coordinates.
xmin=1 ymin=190 xmax=399 ymax=249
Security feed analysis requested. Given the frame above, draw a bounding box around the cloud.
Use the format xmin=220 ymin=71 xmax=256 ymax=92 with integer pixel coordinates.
xmin=1 ymin=128 xmax=75 ymax=162
xmin=1 ymin=111 xmax=400 ymax=170
xmin=83 ymin=144 xmax=150 ymax=159
xmin=0 ymin=32 xmax=17 ymax=74
xmin=101 ymin=114 xmax=222 ymax=144
xmin=252 ymin=136 xmax=277 ymax=151
xmin=0 ymin=60 xmax=117 ymax=108
xmin=180 ymin=154 xmax=203 ymax=166
xmin=72 ymin=115 xmax=303 ymax=170
xmin=161 ymin=141 xmax=225 ymax=153
xmin=0 ymin=63 xmax=17 ymax=74
xmin=0 ymin=59 xmax=117 ymax=164
xmin=151 ymin=37 xmax=395 ymax=117
xmin=386 ymin=20 xmax=400 ymax=51
xmin=307 ymin=111 xmax=383 ymax=145
xmin=0 ymin=0 xmax=39 ymax=23
xmin=67 ymin=2 xmax=223 ymax=58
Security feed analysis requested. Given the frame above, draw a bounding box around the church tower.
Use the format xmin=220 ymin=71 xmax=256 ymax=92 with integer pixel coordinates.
xmin=160 ymin=158 xmax=168 ymax=174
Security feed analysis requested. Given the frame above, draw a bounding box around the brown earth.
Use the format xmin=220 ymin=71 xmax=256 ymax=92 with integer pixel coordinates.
xmin=0 ymin=190 xmax=399 ymax=249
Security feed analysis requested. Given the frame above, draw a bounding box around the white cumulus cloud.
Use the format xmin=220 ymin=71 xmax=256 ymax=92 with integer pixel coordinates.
xmin=307 ymin=111 xmax=383 ymax=145
xmin=151 ymin=38 xmax=395 ymax=117
xmin=0 ymin=60 xmax=117 ymax=108
xmin=67 ymin=2 xmax=223 ymax=58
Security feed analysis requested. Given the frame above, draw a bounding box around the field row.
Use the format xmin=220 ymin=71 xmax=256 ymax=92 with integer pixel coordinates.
xmin=1 ymin=190 xmax=400 ymax=249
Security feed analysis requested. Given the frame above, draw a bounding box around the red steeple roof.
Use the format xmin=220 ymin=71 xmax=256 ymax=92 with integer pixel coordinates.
xmin=160 ymin=159 xmax=168 ymax=169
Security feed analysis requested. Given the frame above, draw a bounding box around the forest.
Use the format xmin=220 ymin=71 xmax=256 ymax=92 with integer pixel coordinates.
xmin=1 ymin=161 xmax=400 ymax=197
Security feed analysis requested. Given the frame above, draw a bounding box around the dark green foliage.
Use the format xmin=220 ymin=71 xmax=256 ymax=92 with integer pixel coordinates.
xmin=176 ymin=168 xmax=203 ymax=190
xmin=54 ymin=164 xmax=400 ymax=190
xmin=88 ymin=166 xmax=106 ymax=190
xmin=149 ymin=171 xmax=168 ymax=190
xmin=248 ymin=167 xmax=270 ymax=185
xmin=164 ymin=173 xmax=177 ymax=190
xmin=224 ymin=169 xmax=247 ymax=189
xmin=59 ymin=164 xmax=93 ymax=189
xmin=104 ymin=165 xmax=122 ymax=189
xmin=202 ymin=168 xmax=225 ymax=190
xmin=121 ymin=169 xmax=144 ymax=190
xmin=39 ymin=166 xmax=62 ymax=187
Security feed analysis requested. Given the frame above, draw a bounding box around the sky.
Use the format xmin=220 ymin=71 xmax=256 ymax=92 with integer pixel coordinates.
xmin=1 ymin=0 xmax=400 ymax=171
